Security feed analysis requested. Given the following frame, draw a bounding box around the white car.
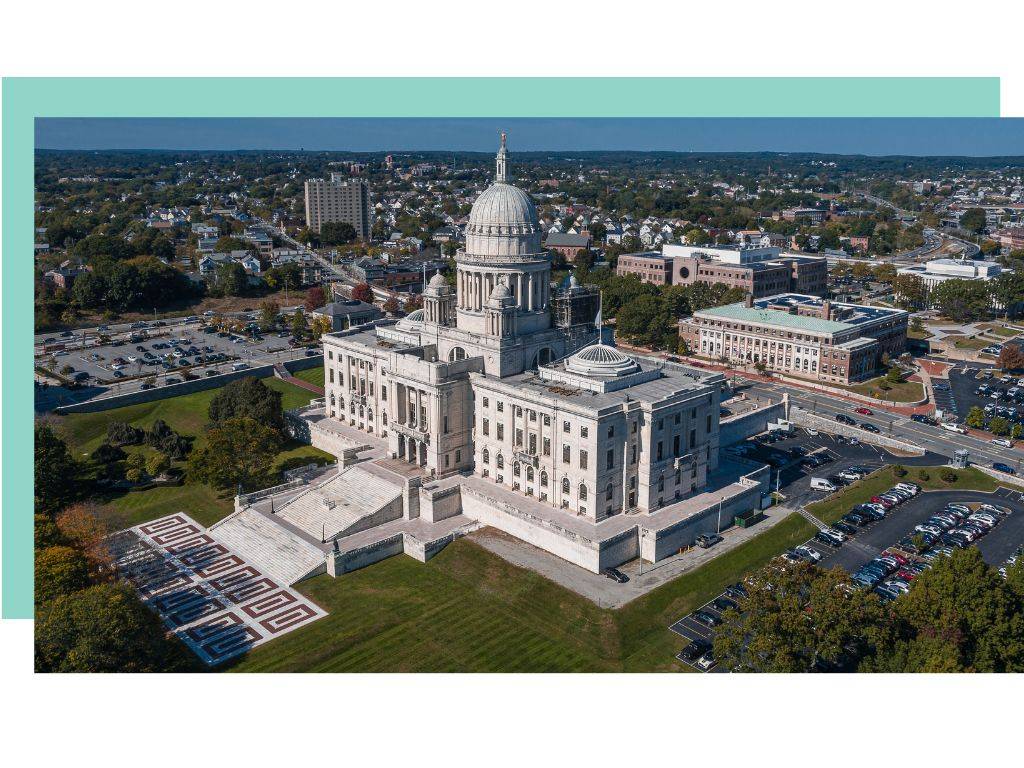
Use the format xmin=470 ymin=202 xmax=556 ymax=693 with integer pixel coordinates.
xmin=794 ymin=545 xmax=822 ymax=563
xmin=992 ymin=438 xmax=1013 ymax=448
xmin=894 ymin=483 xmax=919 ymax=495
xmin=696 ymin=652 xmax=717 ymax=671
xmin=941 ymin=422 xmax=967 ymax=434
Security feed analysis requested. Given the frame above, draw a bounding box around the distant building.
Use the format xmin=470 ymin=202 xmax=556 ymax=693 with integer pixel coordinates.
xmin=782 ymin=207 xmax=826 ymax=224
xmin=304 ymin=175 xmax=372 ymax=238
xmin=310 ymin=300 xmax=383 ymax=332
xmin=615 ymin=244 xmax=828 ymax=297
xmin=895 ymin=258 xmax=1013 ymax=310
xmin=44 ymin=262 xmax=90 ymax=291
xmin=544 ymin=231 xmax=592 ymax=261
xmin=679 ymin=293 xmax=908 ymax=385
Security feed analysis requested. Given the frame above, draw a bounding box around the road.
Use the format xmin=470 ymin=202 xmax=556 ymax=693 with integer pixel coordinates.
xmin=736 ymin=376 xmax=1024 ymax=470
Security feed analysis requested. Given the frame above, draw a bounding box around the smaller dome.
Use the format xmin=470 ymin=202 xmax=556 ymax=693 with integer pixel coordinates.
xmin=487 ymin=280 xmax=515 ymax=308
xmin=428 ymin=271 xmax=447 ymax=288
xmin=395 ymin=308 xmax=424 ymax=331
xmin=565 ymin=344 xmax=640 ymax=377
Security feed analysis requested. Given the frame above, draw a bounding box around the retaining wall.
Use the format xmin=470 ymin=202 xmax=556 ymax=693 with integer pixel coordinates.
xmin=789 ymin=408 xmax=924 ymax=454
xmin=719 ymin=401 xmax=786 ymax=447
xmin=53 ymin=364 xmax=275 ymax=414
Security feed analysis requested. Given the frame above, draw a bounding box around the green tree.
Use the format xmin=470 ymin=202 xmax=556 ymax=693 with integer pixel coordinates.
xmin=35 ymin=422 xmax=79 ymax=516
xmin=216 ymin=261 xmax=248 ymax=296
xmin=931 ymin=279 xmax=991 ymax=322
xmin=714 ymin=561 xmax=883 ymax=672
xmin=959 ymin=207 xmax=987 ymax=234
xmin=35 ymin=582 xmax=194 ymax=672
xmin=186 ymin=417 xmax=283 ymax=491
xmin=290 ymin=307 xmax=308 ymax=338
xmin=989 ymin=272 xmax=1024 ymax=319
xmin=214 ymin=235 xmax=250 ymax=252
xmin=989 ymin=416 xmax=1010 ymax=436
xmin=893 ymin=274 xmax=927 ymax=310
xmin=615 ymin=294 xmax=673 ymax=349
xmin=258 ymin=300 xmax=280 ymax=331
xmin=861 ymin=547 xmax=1024 ymax=672
xmin=208 ymin=377 xmax=285 ymax=435
xmin=35 ymin=545 xmax=91 ymax=606
xmin=320 ymin=221 xmax=358 ymax=245
xmin=146 ymin=452 xmax=171 ymax=477
xmin=965 ymin=406 xmax=986 ymax=429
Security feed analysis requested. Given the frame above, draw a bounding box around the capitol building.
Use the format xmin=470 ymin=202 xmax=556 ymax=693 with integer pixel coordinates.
xmin=211 ymin=136 xmax=772 ymax=584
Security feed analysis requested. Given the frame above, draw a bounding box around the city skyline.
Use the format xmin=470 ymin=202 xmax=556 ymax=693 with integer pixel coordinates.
xmin=35 ymin=117 xmax=1024 ymax=157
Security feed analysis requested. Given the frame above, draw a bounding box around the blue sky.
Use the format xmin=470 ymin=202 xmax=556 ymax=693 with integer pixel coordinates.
xmin=35 ymin=117 xmax=1024 ymax=156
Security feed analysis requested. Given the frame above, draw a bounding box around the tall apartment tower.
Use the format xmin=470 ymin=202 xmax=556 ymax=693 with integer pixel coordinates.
xmin=304 ymin=174 xmax=371 ymax=237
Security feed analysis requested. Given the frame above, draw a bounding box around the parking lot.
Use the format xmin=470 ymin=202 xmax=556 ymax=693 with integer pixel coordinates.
xmin=37 ymin=316 xmax=318 ymax=398
xmin=670 ymin=427 xmax=1024 ymax=672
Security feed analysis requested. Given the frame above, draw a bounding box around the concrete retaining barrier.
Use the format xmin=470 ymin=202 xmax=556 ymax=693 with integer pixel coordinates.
xmin=789 ymin=407 xmax=924 ymax=455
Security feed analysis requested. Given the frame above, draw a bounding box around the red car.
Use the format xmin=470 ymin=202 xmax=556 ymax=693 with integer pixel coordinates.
xmin=882 ymin=550 xmax=909 ymax=566
xmin=854 ymin=407 xmax=874 ymax=416
xmin=895 ymin=568 xmax=918 ymax=582
xmin=871 ymin=496 xmax=895 ymax=509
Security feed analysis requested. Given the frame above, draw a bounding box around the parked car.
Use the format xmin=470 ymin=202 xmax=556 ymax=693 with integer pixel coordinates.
xmin=695 ymin=533 xmax=723 ymax=549
xmin=794 ymin=545 xmax=821 ymax=563
xmin=835 ymin=413 xmax=856 ymax=425
xmin=696 ymin=651 xmax=717 ymax=671
xmin=711 ymin=596 xmax=738 ymax=613
xmin=993 ymin=462 xmax=1016 ymax=474
xmin=692 ymin=610 xmax=721 ymax=628
xmin=854 ymin=407 xmax=873 ymax=416
xmin=860 ymin=422 xmax=880 ymax=433
xmin=680 ymin=640 xmax=709 ymax=662
xmin=601 ymin=567 xmax=629 ymax=584
xmin=724 ymin=583 xmax=748 ymax=600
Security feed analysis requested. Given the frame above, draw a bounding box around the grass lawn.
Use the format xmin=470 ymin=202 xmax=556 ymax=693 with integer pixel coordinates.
xmin=229 ymin=512 xmax=815 ymax=673
xmin=291 ymin=365 xmax=324 ymax=387
xmin=56 ymin=375 xmax=331 ymax=530
xmin=846 ymin=376 xmax=924 ymax=402
xmin=980 ymin=324 xmax=1022 ymax=338
xmin=953 ymin=337 xmax=988 ymax=351
xmin=806 ymin=465 xmax=999 ymax=525
xmin=907 ymin=328 xmax=933 ymax=340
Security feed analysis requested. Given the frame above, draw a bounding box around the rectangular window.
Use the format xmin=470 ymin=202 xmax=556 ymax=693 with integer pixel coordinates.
xmin=443 ymin=415 xmax=449 ymax=434
xmin=329 ymin=369 xmax=335 ymax=383
xmin=580 ymin=450 xmax=588 ymax=470
xmin=673 ymin=434 xmax=680 ymax=456
xmin=631 ymin=445 xmax=637 ymax=464
xmin=529 ymin=433 xmax=537 ymax=454
xmin=497 ymin=401 xmax=504 ymax=412
xmin=707 ymin=414 xmax=712 ymax=432
xmin=497 ymin=424 xmax=504 ymax=441
xmin=482 ymin=418 xmax=489 ymax=436
xmin=562 ymin=445 xmax=570 ymax=464
xmin=608 ymin=425 xmax=615 ymax=438
xmin=690 ymin=429 xmax=696 ymax=448
xmin=581 ymin=426 xmax=589 ymax=438
xmin=656 ymin=442 xmax=663 ymax=461
xmin=543 ymin=437 xmax=550 ymax=456
xmin=606 ymin=449 xmax=614 ymax=470
xmin=543 ymin=415 xmax=550 ymax=426
xmin=515 ymin=429 xmax=523 ymax=447
xmin=483 ymin=397 xmax=489 ymax=408
xmin=563 ymin=421 xmax=570 ymax=433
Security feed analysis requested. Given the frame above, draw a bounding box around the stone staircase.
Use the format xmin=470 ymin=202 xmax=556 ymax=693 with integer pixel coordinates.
xmin=209 ymin=508 xmax=326 ymax=585
xmin=276 ymin=464 xmax=403 ymax=541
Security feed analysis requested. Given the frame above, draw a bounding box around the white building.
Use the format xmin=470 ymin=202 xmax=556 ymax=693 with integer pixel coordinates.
xmin=895 ymin=257 xmax=1010 ymax=308
xmin=215 ymin=136 xmax=771 ymax=581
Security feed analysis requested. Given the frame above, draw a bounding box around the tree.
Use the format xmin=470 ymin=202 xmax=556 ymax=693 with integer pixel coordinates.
xmin=146 ymin=452 xmax=171 ymax=477
xmin=258 ymin=300 xmax=280 ymax=331
xmin=885 ymin=366 xmax=903 ymax=384
xmin=310 ymin=315 xmax=333 ymax=338
xmin=291 ymin=307 xmax=308 ymax=338
xmin=216 ymin=261 xmax=248 ymax=296
xmin=320 ymin=221 xmax=358 ymax=245
xmin=35 ymin=545 xmax=91 ymax=606
xmin=615 ymin=294 xmax=673 ymax=349
xmin=351 ymin=282 xmax=373 ymax=303
xmin=125 ymin=452 xmax=146 ymax=483
xmin=35 ymin=514 xmax=65 ymax=550
xmin=382 ymin=296 xmax=400 ymax=314
xmin=998 ymin=344 xmax=1024 ymax=372
xmin=861 ymin=548 xmax=1024 ymax=672
xmin=989 ymin=416 xmax=1010 ymax=436
xmin=304 ymin=285 xmax=326 ymax=311
xmin=965 ymin=406 xmax=986 ymax=429
xmin=90 ymin=442 xmax=126 ymax=464
xmin=714 ymin=561 xmax=883 ymax=672
xmin=186 ymin=417 xmax=283 ymax=491
xmin=990 ymin=272 xmax=1024 ymax=319
xmin=55 ymin=502 xmax=112 ymax=569
xmin=931 ymin=279 xmax=991 ymax=322
xmin=214 ymin=235 xmax=250 ymax=253
xmin=35 ymin=582 xmax=194 ymax=672
xmin=208 ymin=376 xmax=286 ymax=436
xmin=35 ymin=421 xmax=79 ymax=516
xmin=959 ymin=208 xmax=987 ymax=235
xmin=892 ymin=274 xmax=927 ymax=310
xmin=107 ymin=421 xmax=144 ymax=446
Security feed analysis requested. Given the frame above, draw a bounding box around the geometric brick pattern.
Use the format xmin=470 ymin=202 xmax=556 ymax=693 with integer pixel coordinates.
xmin=113 ymin=513 xmax=327 ymax=666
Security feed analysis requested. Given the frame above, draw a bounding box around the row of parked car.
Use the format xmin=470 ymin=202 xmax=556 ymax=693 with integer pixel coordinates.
xmin=853 ymin=501 xmax=1008 ymax=602
xmin=813 ymin=481 xmax=921 ymax=548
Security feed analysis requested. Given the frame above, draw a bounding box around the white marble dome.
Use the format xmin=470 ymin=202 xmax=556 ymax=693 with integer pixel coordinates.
xmin=395 ymin=308 xmax=424 ymax=331
xmin=565 ymin=344 xmax=640 ymax=377
xmin=463 ymin=135 xmax=544 ymax=259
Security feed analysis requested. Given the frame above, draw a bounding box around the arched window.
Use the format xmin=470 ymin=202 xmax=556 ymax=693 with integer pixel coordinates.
xmin=540 ymin=470 xmax=548 ymax=487
xmin=330 ymin=393 xmax=336 ymax=405
xmin=561 ymin=477 xmax=570 ymax=494
xmin=513 ymin=461 xmax=521 ymax=476
xmin=448 ymin=346 xmax=467 ymax=361
xmin=526 ymin=466 xmax=534 ymax=482
xmin=382 ymin=412 xmax=388 ymax=424
xmin=482 ymin=449 xmax=489 ymax=464
xmin=496 ymin=454 xmax=504 ymax=469
xmin=579 ymin=484 xmax=588 ymax=501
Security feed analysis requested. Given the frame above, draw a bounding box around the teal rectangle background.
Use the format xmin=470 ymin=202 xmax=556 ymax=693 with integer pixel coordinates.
xmin=2 ymin=76 xmax=1001 ymax=619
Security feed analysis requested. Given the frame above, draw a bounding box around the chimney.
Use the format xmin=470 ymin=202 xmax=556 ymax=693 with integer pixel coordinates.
xmin=744 ymin=294 xmax=754 ymax=308
xmin=821 ymin=299 xmax=831 ymax=319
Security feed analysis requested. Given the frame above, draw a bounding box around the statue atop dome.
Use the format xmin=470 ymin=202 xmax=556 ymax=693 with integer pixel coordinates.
xmin=496 ymin=131 xmax=508 ymax=183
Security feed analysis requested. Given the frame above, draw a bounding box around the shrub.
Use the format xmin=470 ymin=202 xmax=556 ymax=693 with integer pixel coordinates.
xmin=892 ymin=464 xmax=907 ymax=478
xmin=91 ymin=442 xmax=126 ymax=464
xmin=939 ymin=467 xmax=958 ymax=483
xmin=35 ymin=545 xmax=91 ymax=606
xmin=107 ymin=421 xmax=144 ymax=446
xmin=917 ymin=469 xmax=930 ymax=481
xmin=146 ymin=452 xmax=170 ymax=477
